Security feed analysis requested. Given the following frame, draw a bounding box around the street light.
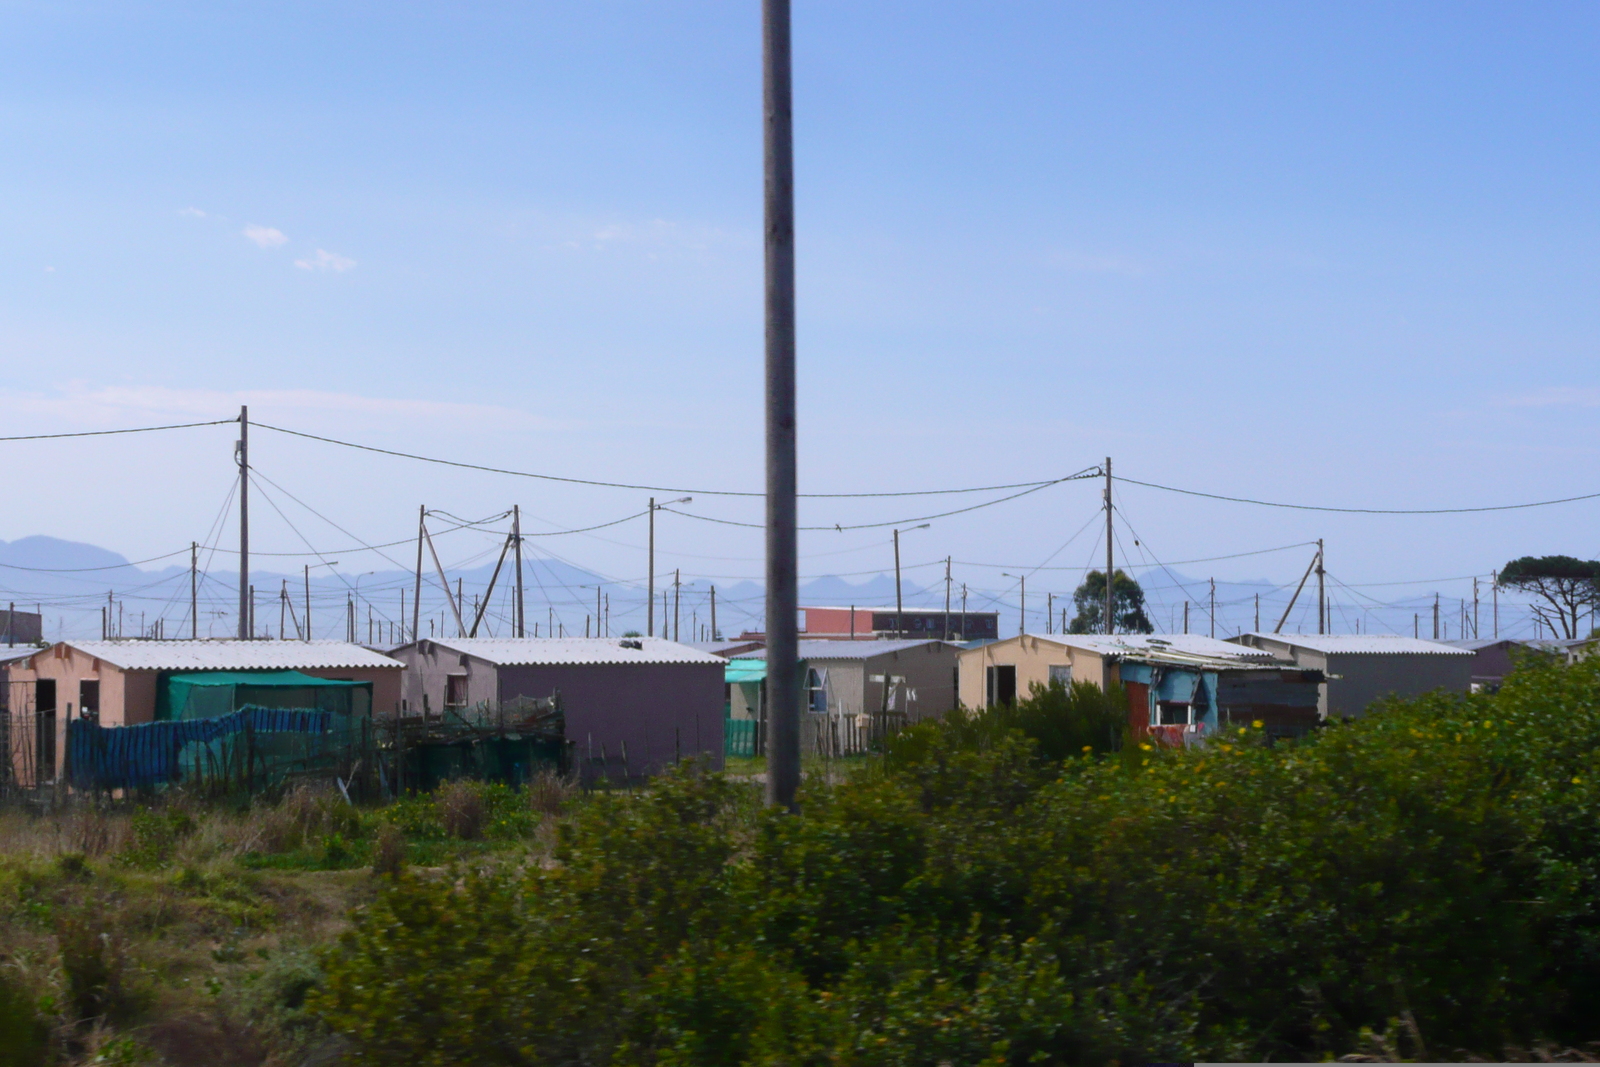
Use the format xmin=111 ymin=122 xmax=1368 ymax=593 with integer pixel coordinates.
xmin=647 ymin=496 xmax=693 ymax=637
xmin=1003 ymin=573 xmax=1026 ymax=637
xmin=893 ymin=524 xmax=931 ymax=638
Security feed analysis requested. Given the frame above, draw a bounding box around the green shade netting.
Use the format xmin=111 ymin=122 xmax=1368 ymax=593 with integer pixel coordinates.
xmin=158 ymin=670 xmax=372 ymax=722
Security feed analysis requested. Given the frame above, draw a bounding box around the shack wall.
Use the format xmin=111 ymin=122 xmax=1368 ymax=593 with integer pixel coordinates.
xmin=494 ymin=662 xmax=724 ymax=781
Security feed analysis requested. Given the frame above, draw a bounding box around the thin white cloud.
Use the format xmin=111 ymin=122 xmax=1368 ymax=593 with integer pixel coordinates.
xmin=1501 ymin=387 xmax=1600 ymax=409
xmin=294 ymin=249 xmax=356 ymax=272
xmin=178 ymin=207 xmax=207 ymax=218
xmin=243 ymin=224 xmax=289 ymax=249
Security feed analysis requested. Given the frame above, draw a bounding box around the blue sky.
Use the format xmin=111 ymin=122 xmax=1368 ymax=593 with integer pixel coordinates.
xmin=2 ymin=1 xmax=1598 ymax=638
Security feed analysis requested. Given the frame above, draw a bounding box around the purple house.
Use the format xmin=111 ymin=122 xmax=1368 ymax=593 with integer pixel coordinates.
xmin=390 ymin=637 xmax=726 ymax=783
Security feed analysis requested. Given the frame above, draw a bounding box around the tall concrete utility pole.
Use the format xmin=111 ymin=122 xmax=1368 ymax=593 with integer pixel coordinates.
xmin=190 ymin=542 xmax=199 ymax=640
xmin=764 ymin=0 xmax=800 ymax=811
xmin=237 ymin=406 xmax=249 ymax=639
xmin=1103 ymin=457 xmax=1114 ymax=634
xmin=1433 ymin=593 xmax=1440 ymax=640
xmin=710 ymin=585 xmax=717 ymax=641
xmin=1316 ymin=539 xmax=1326 ymax=635
xmin=1209 ymin=577 xmax=1216 ymax=639
xmin=673 ymin=569 xmax=681 ymax=641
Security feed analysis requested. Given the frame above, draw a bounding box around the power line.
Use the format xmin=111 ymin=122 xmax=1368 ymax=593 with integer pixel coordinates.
xmin=0 ymin=419 xmax=235 ymax=442
xmin=1115 ymin=476 xmax=1600 ymax=515
xmin=256 ymin=421 xmax=1093 ymax=499
xmin=659 ymin=473 xmax=1094 ymax=532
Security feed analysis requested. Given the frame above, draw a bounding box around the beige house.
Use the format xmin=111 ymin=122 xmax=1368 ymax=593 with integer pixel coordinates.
xmin=957 ymin=633 xmax=1274 ymax=708
xmin=957 ymin=633 xmax=1326 ymax=741
xmin=6 ymin=640 xmax=403 ymax=786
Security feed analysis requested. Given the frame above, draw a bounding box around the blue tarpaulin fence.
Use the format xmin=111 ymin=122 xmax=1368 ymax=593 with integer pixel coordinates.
xmin=67 ymin=705 xmax=335 ymax=792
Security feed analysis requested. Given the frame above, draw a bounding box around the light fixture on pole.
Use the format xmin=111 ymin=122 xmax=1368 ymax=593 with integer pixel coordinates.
xmin=892 ymin=524 xmax=931 ymax=639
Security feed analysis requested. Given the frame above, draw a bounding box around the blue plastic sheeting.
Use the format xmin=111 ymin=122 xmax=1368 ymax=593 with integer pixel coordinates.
xmin=67 ymin=705 xmax=332 ymax=791
xmin=1117 ymin=663 xmax=1220 ymax=728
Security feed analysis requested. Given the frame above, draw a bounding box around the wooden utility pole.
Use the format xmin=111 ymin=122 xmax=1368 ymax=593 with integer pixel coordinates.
xmin=710 ymin=585 xmax=717 ymax=641
xmin=190 ymin=542 xmax=199 ymax=640
xmin=1209 ymin=578 xmax=1216 ymax=638
xmin=412 ymin=506 xmax=425 ymax=643
xmin=1046 ymin=591 xmax=1053 ymax=635
xmin=673 ymin=569 xmax=681 ymax=641
xmin=893 ymin=528 xmax=904 ymax=638
xmin=1493 ymin=570 xmax=1499 ymax=638
xmin=1316 ymin=539 xmax=1326 ymax=635
xmin=764 ymin=0 xmax=800 ymax=811
xmin=1433 ymin=593 xmax=1440 ymax=640
xmin=237 ymin=406 xmax=250 ymax=639
xmin=647 ymin=497 xmax=656 ymax=637
xmin=1183 ymin=601 xmax=1189 ymax=634
xmin=1103 ymin=457 xmax=1114 ymax=634
xmin=304 ymin=565 xmax=312 ymax=642
xmin=1254 ymin=592 xmax=1260 ymax=632
xmin=944 ymin=557 xmax=953 ymax=640
xmin=513 ymin=505 xmax=525 ymax=637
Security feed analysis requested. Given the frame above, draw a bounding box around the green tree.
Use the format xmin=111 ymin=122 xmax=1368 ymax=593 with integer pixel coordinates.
xmin=1497 ymin=556 xmax=1600 ymax=639
xmin=1067 ymin=568 xmax=1153 ymax=634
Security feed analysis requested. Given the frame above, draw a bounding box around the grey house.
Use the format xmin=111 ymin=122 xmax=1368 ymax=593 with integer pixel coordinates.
xmin=728 ymin=639 xmax=960 ymax=754
xmin=390 ymin=637 xmax=726 ymax=783
xmin=1230 ymin=633 xmax=1473 ymax=719
xmin=1444 ymin=638 xmax=1566 ymax=692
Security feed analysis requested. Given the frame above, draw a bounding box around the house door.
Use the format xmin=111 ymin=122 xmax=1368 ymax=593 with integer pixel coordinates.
xmin=985 ymin=665 xmax=1016 ymax=707
xmin=35 ymin=679 xmax=56 ymax=783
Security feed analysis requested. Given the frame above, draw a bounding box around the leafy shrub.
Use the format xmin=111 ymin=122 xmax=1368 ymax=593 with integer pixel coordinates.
xmin=116 ymin=808 xmax=194 ymax=871
xmin=316 ymin=657 xmax=1600 ymax=1062
xmin=0 ymin=970 xmax=48 ymax=1067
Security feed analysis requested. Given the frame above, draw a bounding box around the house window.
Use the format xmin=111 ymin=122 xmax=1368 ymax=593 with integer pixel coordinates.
xmin=1157 ymin=701 xmax=1192 ymax=726
xmin=985 ymin=665 xmax=1017 ymax=707
xmin=79 ymin=680 xmax=99 ymax=717
xmin=1048 ymin=665 xmax=1072 ymax=687
xmin=806 ymin=669 xmax=827 ymax=713
xmin=445 ymin=675 xmax=468 ymax=709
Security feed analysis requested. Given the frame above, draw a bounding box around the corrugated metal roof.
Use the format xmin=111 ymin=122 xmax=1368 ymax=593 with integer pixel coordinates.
xmin=1239 ymin=633 xmax=1472 ymax=656
xmin=0 ymin=646 xmax=39 ymax=665
xmin=735 ymin=639 xmax=954 ymax=661
xmin=58 ymin=640 xmax=403 ymax=671
xmin=1016 ymin=633 xmax=1277 ymax=662
xmin=415 ymin=637 xmax=727 ymax=667
xmin=1443 ymin=638 xmax=1567 ymax=653
xmin=683 ymin=640 xmax=765 ymax=658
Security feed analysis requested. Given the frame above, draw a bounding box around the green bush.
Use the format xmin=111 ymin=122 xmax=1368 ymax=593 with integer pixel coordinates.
xmin=116 ymin=808 xmax=194 ymax=871
xmin=315 ymin=658 xmax=1600 ymax=1063
xmin=0 ymin=971 xmax=48 ymax=1067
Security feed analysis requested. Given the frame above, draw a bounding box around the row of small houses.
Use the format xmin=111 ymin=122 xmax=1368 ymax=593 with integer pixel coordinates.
xmin=0 ymin=629 xmax=1574 ymax=793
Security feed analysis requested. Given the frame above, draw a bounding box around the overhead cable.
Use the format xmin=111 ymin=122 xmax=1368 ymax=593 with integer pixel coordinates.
xmin=660 ymin=474 xmax=1092 ymax=532
xmin=1115 ymin=476 xmax=1600 ymax=515
xmin=0 ymin=419 xmax=235 ymax=442
xmin=255 ymin=421 xmax=1095 ymax=499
